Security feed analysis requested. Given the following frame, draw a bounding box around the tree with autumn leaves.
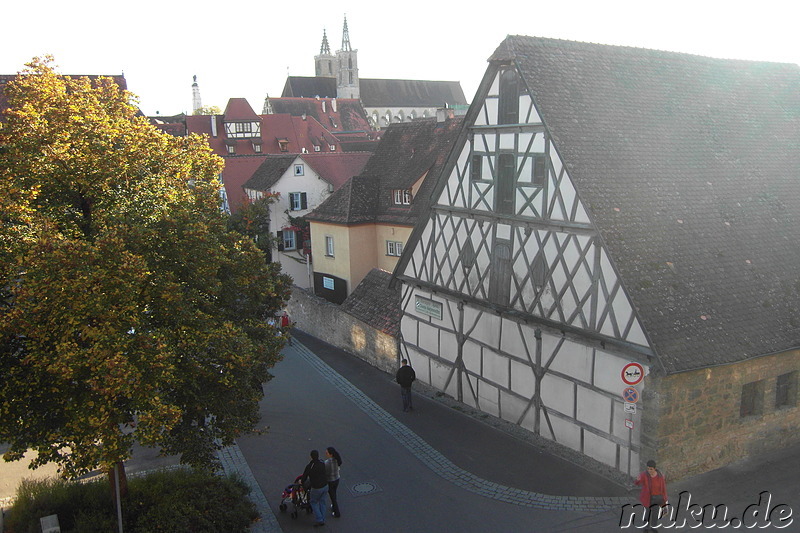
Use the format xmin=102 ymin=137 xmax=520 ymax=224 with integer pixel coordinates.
xmin=0 ymin=58 xmax=292 ymax=480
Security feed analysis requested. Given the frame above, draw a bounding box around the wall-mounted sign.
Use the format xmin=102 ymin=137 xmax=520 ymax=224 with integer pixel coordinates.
xmin=622 ymin=387 xmax=640 ymax=404
xmin=621 ymin=362 xmax=644 ymax=385
xmin=415 ymin=296 xmax=443 ymax=320
xmin=625 ymin=419 xmax=634 ymax=430
xmin=323 ymin=276 xmax=335 ymax=290
xmin=624 ymin=402 xmax=637 ymax=414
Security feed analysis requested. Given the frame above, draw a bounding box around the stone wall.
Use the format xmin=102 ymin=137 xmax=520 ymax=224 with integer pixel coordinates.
xmin=286 ymin=286 xmax=400 ymax=374
xmin=646 ymin=349 xmax=800 ymax=480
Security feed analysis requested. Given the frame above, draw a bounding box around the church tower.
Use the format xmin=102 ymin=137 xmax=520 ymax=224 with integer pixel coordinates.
xmin=314 ymin=29 xmax=336 ymax=77
xmin=335 ymin=16 xmax=359 ymax=99
xmin=191 ymin=75 xmax=202 ymax=114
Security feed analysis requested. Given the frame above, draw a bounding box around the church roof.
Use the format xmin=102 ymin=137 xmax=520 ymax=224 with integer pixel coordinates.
xmin=479 ymin=36 xmax=800 ymax=373
xmin=282 ymin=76 xmax=468 ymax=107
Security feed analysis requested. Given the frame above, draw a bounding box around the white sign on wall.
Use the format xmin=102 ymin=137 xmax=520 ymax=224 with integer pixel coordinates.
xmin=323 ymin=276 xmax=335 ymax=290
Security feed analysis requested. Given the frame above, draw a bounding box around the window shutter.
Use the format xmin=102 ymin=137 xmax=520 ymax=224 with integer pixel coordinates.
xmin=301 ymin=192 xmax=308 ymax=210
xmin=498 ymin=69 xmax=519 ymax=125
xmin=277 ymin=231 xmax=284 ymax=251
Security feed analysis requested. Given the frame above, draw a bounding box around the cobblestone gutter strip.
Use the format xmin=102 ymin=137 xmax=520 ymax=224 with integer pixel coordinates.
xmin=217 ymin=444 xmax=282 ymax=533
xmin=293 ymin=341 xmax=630 ymax=513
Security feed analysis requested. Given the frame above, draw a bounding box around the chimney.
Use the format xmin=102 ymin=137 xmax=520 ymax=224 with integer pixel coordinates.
xmin=436 ymin=106 xmax=455 ymax=123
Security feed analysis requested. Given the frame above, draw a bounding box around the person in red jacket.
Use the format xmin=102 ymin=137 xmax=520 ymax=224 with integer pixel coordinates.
xmin=635 ymin=459 xmax=669 ymax=531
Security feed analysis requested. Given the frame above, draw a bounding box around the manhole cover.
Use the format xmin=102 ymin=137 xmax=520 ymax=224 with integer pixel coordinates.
xmin=348 ymin=480 xmax=382 ymax=497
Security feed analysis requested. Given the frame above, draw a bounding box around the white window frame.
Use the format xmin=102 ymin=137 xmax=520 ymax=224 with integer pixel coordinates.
xmin=282 ymin=230 xmax=297 ymax=251
xmin=325 ymin=236 xmax=335 ymax=257
xmin=386 ymin=240 xmax=404 ymax=256
xmin=392 ymin=189 xmax=412 ymax=205
xmin=294 ymin=164 xmax=304 ymax=176
xmin=289 ymin=192 xmax=306 ymax=211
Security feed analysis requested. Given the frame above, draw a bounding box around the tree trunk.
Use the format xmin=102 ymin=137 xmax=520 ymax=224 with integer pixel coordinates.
xmin=108 ymin=461 xmax=129 ymax=502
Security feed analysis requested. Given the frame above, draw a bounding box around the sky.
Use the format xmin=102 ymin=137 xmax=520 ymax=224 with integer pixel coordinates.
xmin=2 ymin=0 xmax=799 ymax=117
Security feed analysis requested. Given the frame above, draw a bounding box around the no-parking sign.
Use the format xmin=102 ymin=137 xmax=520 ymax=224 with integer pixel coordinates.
xmin=622 ymin=387 xmax=640 ymax=404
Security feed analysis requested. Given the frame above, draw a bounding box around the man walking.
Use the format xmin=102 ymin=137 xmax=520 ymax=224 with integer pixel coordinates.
xmin=301 ymin=449 xmax=329 ymax=527
xmin=395 ymin=359 xmax=416 ymax=412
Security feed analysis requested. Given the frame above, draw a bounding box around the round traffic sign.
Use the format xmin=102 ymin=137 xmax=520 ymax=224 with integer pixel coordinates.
xmin=622 ymin=387 xmax=640 ymax=403
xmin=621 ymin=362 xmax=644 ymax=385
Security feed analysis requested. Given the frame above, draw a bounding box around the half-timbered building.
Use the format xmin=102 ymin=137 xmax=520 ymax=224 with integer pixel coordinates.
xmin=394 ymin=36 xmax=800 ymax=479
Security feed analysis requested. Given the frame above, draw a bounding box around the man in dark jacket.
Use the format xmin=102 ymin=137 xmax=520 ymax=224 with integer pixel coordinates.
xmin=395 ymin=359 xmax=416 ymax=412
xmin=301 ymin=449 xmax=329 ymax=526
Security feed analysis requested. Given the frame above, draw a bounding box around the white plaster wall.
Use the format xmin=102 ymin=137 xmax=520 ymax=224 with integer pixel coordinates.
xmin=584 ymin=431 xmax=618 ymax=468
xmin=462 ymin=340 xmax=482 ymax=375
xmin=510 ymin=359 xmax=536 ymax=398
xmin=478 ymin=380 xmax=500 ymax=417
xmin=418 ymin=322 xmax=441 ymax=359
xmin=549 ymin=415 xmax=581 ymax=451
xmin=576 ymin=386 xmax=612 ymax=432
xmin=540 ymin=373 xmax=576 ymax=417
xmin=499 ymin=390 xmax=527 ymax=425
xmin=547 ymin=338 xmax=593 ymax=384
xmin=482 ymin=349 xmax=510 ymax=389
xmin=594 ymin=349 xmax=634 ymax=394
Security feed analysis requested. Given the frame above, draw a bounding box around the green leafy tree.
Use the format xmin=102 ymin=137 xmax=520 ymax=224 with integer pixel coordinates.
xmin=227 ymin=195 xmax=279 ymax=261
xmin=0 ymin=57 xmax=292 ymax=480
xmin=192 ymin=105 xmax=222 ymax=115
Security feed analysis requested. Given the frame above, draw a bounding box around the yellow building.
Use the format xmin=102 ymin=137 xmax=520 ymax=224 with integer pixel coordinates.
xmin=306 ymin=115 xmax=463 ymax=303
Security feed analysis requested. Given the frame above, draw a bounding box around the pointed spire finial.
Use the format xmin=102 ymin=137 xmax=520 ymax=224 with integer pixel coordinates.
xmin=320 ymin=29 xmax=331 ymax=55
xmin=341 ymin=15 xmax=351 ymax=52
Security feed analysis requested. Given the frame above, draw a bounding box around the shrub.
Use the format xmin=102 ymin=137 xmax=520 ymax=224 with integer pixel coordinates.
xmin=4 ymin=469 xmax=258 ymax=533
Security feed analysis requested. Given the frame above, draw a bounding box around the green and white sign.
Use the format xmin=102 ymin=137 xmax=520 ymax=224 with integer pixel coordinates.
xmin=415 ymin=296 xmax=443 ymax=320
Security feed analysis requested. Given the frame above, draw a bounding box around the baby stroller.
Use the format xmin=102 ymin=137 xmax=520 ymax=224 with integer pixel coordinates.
xmin=279 ymin=475 xmax=313 ymax=519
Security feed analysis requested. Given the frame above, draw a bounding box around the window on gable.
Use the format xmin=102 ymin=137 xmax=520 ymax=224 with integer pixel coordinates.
xmin=294 ymin=164 xmax=304 ymax=176
xmin=496 ymin=153 xmax=516 ymax=215
xmin=740 ymin=380 xmax=765 ymax=417
xmin=488 ymin=238 xmax=512 ymax=306
xmin=776 ymin=371 xmax=798 ymax=409
xmin=471 ymin=154 xmax=483 ymax=181
xmin=532 ymin=153 xmax=546 ymax=187
xmin=460 ymin=240 xmax=476 ymax=270
xmin=386 ymin=240 xmax=404 ymax=257
xmin=392 ymin=189 xmax=412 ymax=205
xmin=289 ymin=192 xmax=308 ymax=211
xmin=325 ymin=236 xmax=335 ymax=257
xmin=498 ymin=68 xmax=520 ymax=125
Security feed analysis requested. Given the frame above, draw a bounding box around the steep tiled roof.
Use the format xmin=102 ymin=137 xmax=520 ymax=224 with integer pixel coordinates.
xmin=341 ymin=269 xmax=401 ymax=336
xmin=498 ymin=36 xmax=800 ymax=373
xmin=268 ymin=97 xmax=373 ymax=133
xmin=306 ymin=117 xmax=464 ymax=225
xmin=359 ymin=79 xmax=467 ymax=107
xmin=282 ymin=76 xmax=468 ymax=107
xmin=223 ymin=98 xmax=259 ymax=120
xmin=242 ymin=155 xmax=297 ymax=191
xmin=243 ymin=152 xmax=371 ymax=193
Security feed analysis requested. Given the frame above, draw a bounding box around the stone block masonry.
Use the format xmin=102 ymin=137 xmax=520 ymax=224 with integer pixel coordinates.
xmin=645 ymin=348 xmax=800 ymax=480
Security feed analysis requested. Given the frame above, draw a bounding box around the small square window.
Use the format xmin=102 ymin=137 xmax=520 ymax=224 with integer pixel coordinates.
xmin=740 ymin=380 xmax=765 ymax=417
xmin=294 ymin=164 xmax=305 ymax=176
xmin=226 ymin=144 xmax=236 ymax=155
xmin=776 ymin=371 xmax=798 ymax=409
xmin=392 ymin=189 xmax=412 ymax=205
xmin=253 ymin=143 xmax=262 ymax=153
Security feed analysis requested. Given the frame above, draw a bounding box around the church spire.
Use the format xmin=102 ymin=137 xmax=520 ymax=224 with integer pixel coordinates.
xmin=341 ymin=15 xmax=352 ymax=52
xmin=191 ymin=75 xmax=202 ymax=114
xmin=320 ymin=29 xmax=331 ymax=55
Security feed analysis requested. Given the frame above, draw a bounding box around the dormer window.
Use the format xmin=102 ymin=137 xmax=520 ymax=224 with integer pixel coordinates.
xmin=224 ymin=120 xmax=261 ymax=139
xmin=392 ymin=189 xmax=412 ymax=205
xmin=252 ymin=139 xmax=263 ymax=153
xmin=314 ymin=145 xmax=321 ymax=152
xmin=329 ymin=144 xmax=336 ymax=151
xmin=225 ymin=140 xmax=236 ymax=155
xmin=278 ymin=139 xmax=289 ymax=152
